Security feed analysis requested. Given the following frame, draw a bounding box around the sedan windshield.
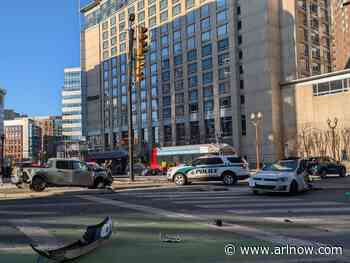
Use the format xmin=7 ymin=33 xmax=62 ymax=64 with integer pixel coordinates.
xmin=262 ymin=160 xmax=298 ymax=172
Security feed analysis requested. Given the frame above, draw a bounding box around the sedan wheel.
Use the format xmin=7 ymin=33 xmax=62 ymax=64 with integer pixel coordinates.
xmin=174 ymin=174 xmax=187 ymax=186
xmin=339 ymin=168 xmax=346 ymax=177
xmin=289 ymin=180 xmax=298 ymax=194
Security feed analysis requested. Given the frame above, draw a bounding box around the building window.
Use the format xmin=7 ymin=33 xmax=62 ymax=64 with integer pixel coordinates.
xmin=205 ymin=119 xmax=215 ymax=139
xmin=202 ymin=57 xmax=213 ymax=71
xmin=202 ymin=72 xmax=213 ymax=85
xmin=220 ymin=96 xmax=231 ymax=108
xmin=218 ymin=38 xmax=229 ymax=52
xmin=176 ymin=123 xmax=186 ymax=143
xmin=160 ymin=10 xmax=168 ymax=22
xmin=217 ymin=10 xmax=227 ymax=24
xmin=220 ymin=117 xmax=232 ymax=137
xmin=160 ymin=0 xmax=168 ymax=10
xmin=219 ymin=82 xmax=229 ymax=94
xmin=203 ymin=86 xmax=213 ymax=98
xmin=200 ymin=4 xmax=210 ymax=17
xmin=188 ymin=76 xmax=198 ymax=88
xmin=217 ymin=24 xmax=228 ymax=38
xmin=187 ymin=50 xmax=197 ymax=61
xmin=186 ymin=10 xmax=196 ymax=24
xmin=201 ymin=31 xmax=211 ymax=43
xmin=189 ymin=103 xmax=198 ymax=113
xmin=187 ymin=37 xmax=196 ymax=49
xmin=189 ymin=89 xmax=198 ymax=102
xmin=186 ymin=24 xmax=195 ymax=36
xmin=200 ymin=17 xmax=211 ymax=31
xmin=164 ymin=125 xmax=172 ymax=141
xmin=186 ymin=0 xmax=195 ymax=9
xmin=172 ymin=4 xmax=181 ymax=16
xmin=204 ymin=100 xmax=214 ymax=112
xmin=241 ymin=115 xmax=247 ymax=136
xmin=201 ymin=44 xmax=212 ymax=57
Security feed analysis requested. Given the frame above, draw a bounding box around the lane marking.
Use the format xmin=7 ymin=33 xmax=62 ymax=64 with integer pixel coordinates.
xmin=78 ymin=195 xmax=344 ymax=253
xmin=226 ymin=206 xmax=350 ymax=215
xmin=171 ymin=198 xmax=303 ymax=204
xmin=197 ymin=201 xmax=342 ymax=209
xmin=78 ymin=195 xmax=195 ymax=219
xmin=10 ymin=219 xmax=62 ymax=249
xmin=149 ymin=196 xmax=303 ymax=202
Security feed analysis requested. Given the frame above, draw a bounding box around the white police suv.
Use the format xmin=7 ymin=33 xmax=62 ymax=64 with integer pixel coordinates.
xmin=249 ymin=158 xmax=312 ymax=194
xmin=167 ymin=155 xmax=250 ymax=186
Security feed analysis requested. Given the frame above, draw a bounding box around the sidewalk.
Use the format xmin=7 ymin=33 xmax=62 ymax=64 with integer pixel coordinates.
xmin=0 ymin=176 xmax=171 ymax=200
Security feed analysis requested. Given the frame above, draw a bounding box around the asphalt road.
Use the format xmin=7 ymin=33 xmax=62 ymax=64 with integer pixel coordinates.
xmin=0 ymin=177 xmax=349 ymax=262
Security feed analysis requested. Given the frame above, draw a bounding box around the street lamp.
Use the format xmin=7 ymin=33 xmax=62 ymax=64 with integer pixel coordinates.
xmin=1 ymin=134 xmax=5 ymax=176
xmin=250 ymin=112 xmax=263 ymax=170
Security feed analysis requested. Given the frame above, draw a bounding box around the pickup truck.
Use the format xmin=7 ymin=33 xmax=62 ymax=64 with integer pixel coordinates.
xmin=14 ymin=158 xmax=113 ymax=192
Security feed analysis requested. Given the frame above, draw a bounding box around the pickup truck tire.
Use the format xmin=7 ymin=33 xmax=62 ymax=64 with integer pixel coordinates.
xmin=94 ymin=177 xmax=106 ymax=189
xmin=31 ymin=176 xmax=46 ymax=192
xmin=174 ymin=173 xmax=187 ymax=186
xmin=222 ymin=172 xmax=237 ymax=185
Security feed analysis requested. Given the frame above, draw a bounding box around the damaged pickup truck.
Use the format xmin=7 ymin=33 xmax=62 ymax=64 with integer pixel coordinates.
xmin=13 ymin=158 xmax=113 ymax=192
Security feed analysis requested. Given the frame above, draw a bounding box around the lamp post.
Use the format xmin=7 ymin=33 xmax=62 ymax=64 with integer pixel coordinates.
xmin=1 ymin=134 xmax=5 ymax=177
xmin=250 ymin=112 xmax=263 ymax=170
xmin=327 ymin=117 xmax=338 ymax=160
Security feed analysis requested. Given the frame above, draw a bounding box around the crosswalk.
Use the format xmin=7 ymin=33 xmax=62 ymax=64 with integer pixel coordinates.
xmin=117 ymin=187 xmax=350 ymax=218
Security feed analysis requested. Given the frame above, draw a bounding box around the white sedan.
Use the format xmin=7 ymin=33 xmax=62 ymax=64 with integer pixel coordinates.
xmin=249 ymin=158 xmax=312 ymax=194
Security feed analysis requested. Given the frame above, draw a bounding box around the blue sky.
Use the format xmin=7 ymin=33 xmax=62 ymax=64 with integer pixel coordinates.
xmin=0 ymin=0 xmax=89 ymax=116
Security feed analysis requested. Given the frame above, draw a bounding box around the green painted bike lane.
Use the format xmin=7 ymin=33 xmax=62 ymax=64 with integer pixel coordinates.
xmin=0 ymin=211 xmax=281 ymax=263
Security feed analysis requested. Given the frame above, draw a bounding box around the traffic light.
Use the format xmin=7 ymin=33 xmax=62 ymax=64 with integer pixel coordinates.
xmin=135 ymin=25 xmax=148 ymax=82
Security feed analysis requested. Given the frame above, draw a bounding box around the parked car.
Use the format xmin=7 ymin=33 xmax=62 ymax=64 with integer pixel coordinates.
xmin=167 ymin=155 xmax=250 ymax=186
xmin=21 ymin=158 xmax=113 ymax=192
xmin=125 ymin=163 xmax=149 ymax=176
xmin=307 ymin=157 xmax=346 ymax=178
xmin=249 ymin=158 xmax=312 ymax=194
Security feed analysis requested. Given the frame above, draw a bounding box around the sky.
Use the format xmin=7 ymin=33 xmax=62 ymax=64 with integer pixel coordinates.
xmin=0 ymin=0 xmax=90 ymax=117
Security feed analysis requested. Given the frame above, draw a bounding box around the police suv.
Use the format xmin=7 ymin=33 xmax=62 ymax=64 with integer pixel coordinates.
xmin=167 ymin=155 xmax=250 ymax=186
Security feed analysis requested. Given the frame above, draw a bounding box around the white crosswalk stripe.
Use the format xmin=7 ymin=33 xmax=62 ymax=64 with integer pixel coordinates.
xmin=197 ymin=201 xmax=342 ymax=209
xmin=226 ymin=206 xmax=350 ymax=215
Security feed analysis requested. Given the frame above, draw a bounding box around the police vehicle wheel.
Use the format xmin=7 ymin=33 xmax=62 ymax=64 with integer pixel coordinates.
xmin=320 ymin=169 xmax=327 ymax=178
xmin=174 ymin=174 xmax=187 ymax=186
xmin=252 ymin=190 xmax=260 ymax=195
xmin=289 ymin=180 xmax=298 ymax=194
xmin=222 ymin=172 xmax=237 ymax=185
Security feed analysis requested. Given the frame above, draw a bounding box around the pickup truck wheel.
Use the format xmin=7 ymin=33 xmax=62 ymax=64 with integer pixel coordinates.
xmin=94 ymin=178 xmax=105 ymax=189
xmin=222 ymin=172 xmax=237 ymax=185
xmin=31 ymin=177 xmax=46 ymax=192
xmin=174 ymin=173 xmax=187 ymax=186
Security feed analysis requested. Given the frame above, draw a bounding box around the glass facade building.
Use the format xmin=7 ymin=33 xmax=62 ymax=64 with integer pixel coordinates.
xmin=62 ymin=67 xmax=84 ymax=142
xmin=80 ymin=0 xmax=333 ymax=161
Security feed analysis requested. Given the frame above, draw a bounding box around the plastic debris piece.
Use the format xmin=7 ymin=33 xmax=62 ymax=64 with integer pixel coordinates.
xmin=284 ymin=219 xmax=293 ymax=223
xmin=160 ymin=233 xmax=182 ymax=243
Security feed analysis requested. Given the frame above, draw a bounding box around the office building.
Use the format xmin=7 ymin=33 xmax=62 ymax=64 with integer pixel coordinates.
xmin=62 ymin=67 xmax=85 ymax=157
xmin=80 ymin=0 xmax=332 ymax=161
xmin=281 ymin=69 xmax=350 ymax=158
xmin=331 ymin=0 xmax=350 ymax=70
xmin=32 ymin=116 xmax=62 ymax=159
xmin=4 ymin=118 xmax=41 ymax=161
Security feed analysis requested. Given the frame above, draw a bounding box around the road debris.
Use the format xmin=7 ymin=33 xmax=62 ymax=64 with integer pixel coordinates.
xmin=160 ymin=233 xmax=182 ymax=243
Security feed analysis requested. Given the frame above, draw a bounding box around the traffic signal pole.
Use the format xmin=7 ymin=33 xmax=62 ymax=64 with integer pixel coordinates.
xmin=128 ymin=14 xmax=135 ymax=181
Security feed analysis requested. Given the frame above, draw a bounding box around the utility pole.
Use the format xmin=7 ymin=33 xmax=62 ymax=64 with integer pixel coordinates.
xmin=250 ymin=112 xmax=263 ymax=170
xmin=127 ymin=14 xmax=135 ymax=181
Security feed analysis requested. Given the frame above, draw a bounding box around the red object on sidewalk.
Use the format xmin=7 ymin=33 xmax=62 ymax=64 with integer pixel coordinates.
xmin=150 ymin=147 xmax=160 ymax=170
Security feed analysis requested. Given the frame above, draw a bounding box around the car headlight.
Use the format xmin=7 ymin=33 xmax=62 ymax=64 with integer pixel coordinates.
xmin=277 ymin=177 xmax=288 ymax=182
